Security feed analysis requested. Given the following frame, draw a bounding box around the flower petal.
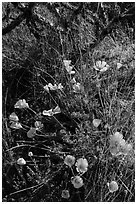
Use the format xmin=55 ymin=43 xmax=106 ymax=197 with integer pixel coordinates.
xmin=101 ymin=61 xmax=107 ymax=68
xmin=100 ymin=66 xmax=108 ymax=72
xmin=61 ymin=190 xmax=70 ymax=199
xmin=96 ymin=60 xmax=102 ymax=67
xmin=63 ymin=60 xmax=71 ymax=67
xmin=9 ymin=112 xmax=19 ymax=122
xmin=53 ymin=106 xmax=61 ymax=115
xmin=64 ymin=155 xmax=75 ymax=167
xmin=43 ymin=109 xmax=53 ymax=116
xmin=44 ymin=85 xmax=49 ymax=92
xmin=14 ymin=99 xmax=29 ymax=109
xmin=117 ymin=62 xmax=123 ymax=69
xmin=58 ymin=83 xmax=63 ymax=90
xmin=10 ymin=122 xmax=22 ymax=129
xmin=71 ymin=176 xmax=84 ymax=188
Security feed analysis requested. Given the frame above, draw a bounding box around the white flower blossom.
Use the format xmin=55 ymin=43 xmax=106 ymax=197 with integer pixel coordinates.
xmin=14 ymin=99 xmax=29 ymax=109
xmin=44 ymin=83 xmax=63 ymax=91
xmin=34 ymin=121 xmax=43 ymax=130
xmin=61 ymin=190 xmax=70 ymax=199
xmin=63 ymin=60 xmax=75 ymax=75
xmin=43 ymin=85 xmax=50 ymax=92
xmin=76 ymin=158 xmax=88 ymax=174
xmin=17 ymin=158 xmax=26 ymax=165
xmin=93 ymin=119 xmax=101 ymax=128
xmin=52 ymin=106 xmax=61 ymax=114
xmin=107 ymin=181 xmax=119 ymax=193
xmin=71 ymin=176 xmax=84 ymax=188
xmin=28 ymin=152 xmax=33 ymax=157
xmin=9 ymin=112 xmax=19 ymax=122
xmin=117 ymin=62 xmax=123 ymax=69
xmin=43 ymin=109 xmax=53 ymax=116
xmin=64 ymin=155 xmax=75 ymax=167
xmin=43 ymin=106 xmax=61 ymax=116
xmin=10 ymin=122 xmax=22 ymax=129
xmin=94 ymin=60 xmax=109 ymax=72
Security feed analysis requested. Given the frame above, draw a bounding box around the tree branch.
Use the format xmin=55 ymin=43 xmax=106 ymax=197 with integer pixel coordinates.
xmin=2 ymin=13 xmax=26 ymax=35
xmin=2 ymin=3 xmax=35 ymax=35
xmin=89 ymin=5 xmax=135 ymax=51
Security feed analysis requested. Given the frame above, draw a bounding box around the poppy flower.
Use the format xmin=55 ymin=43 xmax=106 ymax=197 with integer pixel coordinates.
xmin=92 ymin=119 xmax=101 ymax=127
xmin=14 ymin=99 xmax=29 ymax=109
xmin=94 ymin=60 xmax=109 ymax=72
xmin=17 ymin=158 xmax=26 ymax=165
xmin=107 ymin=181 xmax=119 ymax=193
xmin=10 ymin=122 xmax=22 ymax=129
xmin=27 ymin=127 xmax=37 ymax=138
xmin=61 ymin=190 xmax=70 ymax=199
xmin=71 ymin=176 xmax=84 ymax=188
xmin=9 ymin=112 xmax=19 ymax=122
xmin=64 ymin=155 xmax=75 ymax=167
xmin=63 ymin=60 xmax=75 ymax=75
xmin=75 ymin=158 xmax=88 ymax=174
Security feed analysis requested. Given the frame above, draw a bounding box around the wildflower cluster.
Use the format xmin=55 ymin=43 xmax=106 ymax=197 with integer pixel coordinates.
xmin=64 ymin=155 xmax=88 ymax=190
xmin=109 ymin=132 xmax=132 ymax=156
xmin=93 ymin=60 xmax=123 ymax=72
xmin=9 ymin=99 xmax=61 ymax=139
xmin=9 ymin=112 xmax=22 ymax=129
xmin=63 ymin=60 xmax=84 ymax=93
